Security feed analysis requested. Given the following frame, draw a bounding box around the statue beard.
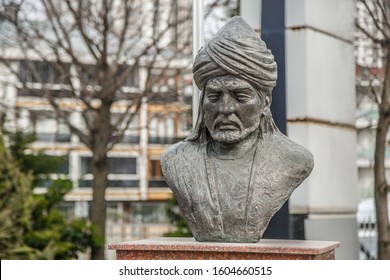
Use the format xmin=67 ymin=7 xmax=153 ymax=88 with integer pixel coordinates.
xmin=208 ymin=119 xmax=261 ymax=144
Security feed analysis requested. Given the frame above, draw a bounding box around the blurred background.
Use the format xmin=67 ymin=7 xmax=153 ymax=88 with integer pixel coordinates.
xmin=0 ymin=0 xmax=389 ymax=260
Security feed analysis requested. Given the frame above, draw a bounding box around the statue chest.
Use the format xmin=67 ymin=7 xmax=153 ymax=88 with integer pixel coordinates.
xmin=207 ymin=155 xmax=252 ymax=218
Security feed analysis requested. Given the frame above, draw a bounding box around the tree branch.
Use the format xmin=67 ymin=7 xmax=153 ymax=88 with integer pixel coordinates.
xmin=376 ymin=0 xmax=390 ymax=34
xmin=114 ymin=0 xmax=133 ymax=60
xmin=356 ymin=21 xmax=387 ymax=46
xmin=64 ymin=0 xmax=100 ymax=62
xmin=361 ymin=0 xmax=388 ymax=41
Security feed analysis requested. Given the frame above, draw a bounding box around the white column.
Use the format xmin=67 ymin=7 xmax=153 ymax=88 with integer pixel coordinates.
xmin=240 ymin=0 xmax=261 ymax=32
xmin=139 ymin=66 xmax=148 ymax=201
xmin=69 ymin=150 xmax=79 ymax=187
xmin=0 ymin=62 xmax=18 ymax=132
xmin=192 ymin=0 xmax=204 ymax=127
xmin=286 ymin=0 xmax=358 ymax=259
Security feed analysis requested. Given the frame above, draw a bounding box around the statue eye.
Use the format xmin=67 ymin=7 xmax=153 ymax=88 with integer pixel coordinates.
xmin=206 ymin=92 xmax=220 ymax=103
xmin=235 ymin=93 xmax=251 ymax=103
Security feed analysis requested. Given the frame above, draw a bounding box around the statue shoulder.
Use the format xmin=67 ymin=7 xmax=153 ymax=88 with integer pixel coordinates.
xmin=160 ymin=140 xmax=205 ymax=194
xmin=161 ymin=141 xmax=202 ymax=162
xmin=265 ymin=132 xmax=314 ymax=176
xmin=161 ymin=140 xmax=204 ymax=176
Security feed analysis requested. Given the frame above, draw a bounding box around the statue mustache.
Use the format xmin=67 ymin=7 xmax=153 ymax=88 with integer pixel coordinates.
xmin=214 ymin=115 xmax=242 ymax=130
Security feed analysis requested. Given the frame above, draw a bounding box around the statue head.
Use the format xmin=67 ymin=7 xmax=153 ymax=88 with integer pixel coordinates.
xmin=187 ymin=16 xmax=278 ymax=144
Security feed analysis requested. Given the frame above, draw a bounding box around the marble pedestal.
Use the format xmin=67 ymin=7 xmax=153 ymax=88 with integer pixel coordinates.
xmin=108 ymin=237 xmax=340 ymax=260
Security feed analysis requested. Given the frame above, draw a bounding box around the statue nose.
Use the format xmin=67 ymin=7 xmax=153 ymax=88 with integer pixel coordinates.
xmin=219 ymin=93 xmax=235 ymax=114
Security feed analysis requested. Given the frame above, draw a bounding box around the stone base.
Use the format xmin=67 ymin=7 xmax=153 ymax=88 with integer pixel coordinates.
xmin=108 ymin=238 xmax=340 ymax=260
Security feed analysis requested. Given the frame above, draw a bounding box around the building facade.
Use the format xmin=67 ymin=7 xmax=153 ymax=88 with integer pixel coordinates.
xmin=0 ymin=58 xmax=192 ymax=237
xmin=0 ymin=0 xmax=193 ymax=260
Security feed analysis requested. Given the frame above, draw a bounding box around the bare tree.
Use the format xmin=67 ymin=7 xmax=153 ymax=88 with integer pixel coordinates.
xmin=0 ymin=0 xmax=194 ymax=259
xmin=356 ymin=0 xmax=390 ymax=260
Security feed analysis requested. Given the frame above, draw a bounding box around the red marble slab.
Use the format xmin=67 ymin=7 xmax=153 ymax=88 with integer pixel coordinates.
xmin=108 ymin=238 xmax=340 ymax=260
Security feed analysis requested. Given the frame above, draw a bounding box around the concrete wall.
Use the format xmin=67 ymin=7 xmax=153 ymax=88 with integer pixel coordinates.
xmin=286 ymin=0 xmax=358 ymax=259
xmin=241 ymin=0 xmax=359 ymax=259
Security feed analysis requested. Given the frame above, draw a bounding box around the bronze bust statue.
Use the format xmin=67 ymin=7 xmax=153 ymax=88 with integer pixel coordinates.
xmin=161 ymin=16 xmax=314 ymax=243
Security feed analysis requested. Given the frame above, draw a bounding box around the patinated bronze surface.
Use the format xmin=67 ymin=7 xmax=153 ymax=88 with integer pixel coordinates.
xmin=161 ymin=16 xmax=314 ymax=243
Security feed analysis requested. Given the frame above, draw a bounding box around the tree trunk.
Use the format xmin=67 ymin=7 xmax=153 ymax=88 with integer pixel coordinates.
xmin=89 ymin=103 xmax=112 ymax=260
xmin=90 ymin=149 xmax=108 ymax=260
xmin=374 ymin=51 xmax=390 ymax=260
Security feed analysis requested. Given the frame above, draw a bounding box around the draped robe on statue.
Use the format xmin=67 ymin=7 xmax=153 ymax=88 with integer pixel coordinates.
xmin=161 ymin=132 xmax=313 ymax=242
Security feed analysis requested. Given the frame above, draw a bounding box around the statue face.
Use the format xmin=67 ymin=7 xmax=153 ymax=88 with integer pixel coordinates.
xmin=203 ymin=76 xmax=266 ymax=144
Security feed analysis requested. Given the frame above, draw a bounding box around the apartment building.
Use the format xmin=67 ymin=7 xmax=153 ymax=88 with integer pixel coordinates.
xmin=0 ymin=57 xmax=193 ymax=237
xmin=0 ymin=0 xmax=193 ymax=245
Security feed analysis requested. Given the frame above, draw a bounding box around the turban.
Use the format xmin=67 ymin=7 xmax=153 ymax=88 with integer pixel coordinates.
xmin=193 ymin=16 xmax=277 ymax=93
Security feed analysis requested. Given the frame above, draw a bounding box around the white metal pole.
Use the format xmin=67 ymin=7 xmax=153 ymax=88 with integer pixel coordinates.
xmin=192 ymin=0 xmax=204 ymax=127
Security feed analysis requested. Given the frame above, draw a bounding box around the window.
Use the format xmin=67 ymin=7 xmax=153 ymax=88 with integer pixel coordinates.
xmin=44 ymin=155 xmax=69 ymax=174
xmin=148 ymin=180 xmax=168 ymax=188
xmin=120 ymin=135 xmax=140 ymax=144
xmin=77 ymin=63 xmax=138 ymax=88
xmin=79 ymin=180 xmax=139 ymax=188
xmin=109 ymin=180 xmax=139 ymax=188
xmin=130 ymin=202 xmax=169 ymax=223
xmin=57 ymin=156 xmax=69 ymax=174
xmin=116 ymin=64 xmax=139 ymax=87
xmin=170 ymin=1 xmax=191 ymax=50
xmin=148 ymin=69 xmax=178 ymax=103
xmin=148 ymin=136 xmax=184 ymax=144
xmin=80 ymin=157 xmax=92 ymax=175
xmin=35 ymin=133 xmax=71 ymax=143
xmin=18 ymin=88 xmax=73 ymax=98
xmin=30 ymin=111 xmax=71 ymax=143
xmin=109 ymin=157 xmax=137 ymax=174
xmin=77 ymin=64 xmax=97 ymax=85
xmin=107 ymin=203 xmax=121 ymax=222
xmin=110 ymin=113 xmax=139 ymax=144
xmin=80 ymin=157 xmax=137 ymax=175
xmin=149 ymin=159 xmax=162 ymax=178
xmin=19 ymin=60 xmax=70 ymax=84
xmin=148 ymin=114 xmax=184 ymax=145
xmin=79 ymin=179 xmax=92 ymax=188
xmin=148 ymin=159 xmax=168 ymax=188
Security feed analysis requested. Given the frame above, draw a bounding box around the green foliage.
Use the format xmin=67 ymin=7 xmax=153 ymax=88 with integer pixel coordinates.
xmin=0 ymin=135 xmax=34 ymax=259
xmin=0 ymin=130 xmax=102 ymax=259
xmin=7 ymin=132 xmax=67 ymax=183
xmin=164 ymin=197 xmax=192 ymax=237
xmin=24 ymin=179 xmax=98 ymax=259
